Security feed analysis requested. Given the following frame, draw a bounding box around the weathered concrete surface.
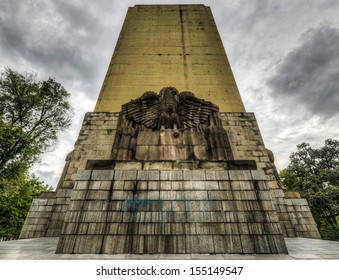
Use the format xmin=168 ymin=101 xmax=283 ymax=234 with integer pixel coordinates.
xmin=94 ymin=5 xmax=245 ymax=112
xmin=0 ymin=237 xmax=338 ymax=259
xmin=55 ymin=170 xmax=288 ymax=254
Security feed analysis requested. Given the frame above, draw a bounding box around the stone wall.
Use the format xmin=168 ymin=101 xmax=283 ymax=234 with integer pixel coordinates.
xmin=19 ymin=192 xmax=56 ymax=239
xmin=20 ymin=112 xmax=119 ymax=239
xmin=56 ymin=169 xmax=287 ymax=254
xmin=271 ymin=189 xmax=320 ymax=238
xmin=220 ymin=112 xmax=274 ymax=177
xmin=20 ymin=111 xmax=320 ymax=245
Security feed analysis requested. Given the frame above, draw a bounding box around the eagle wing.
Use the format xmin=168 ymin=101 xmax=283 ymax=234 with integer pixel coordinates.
xmin=177 ymin=91 xmax=219 ymax=129
xmin=122 ymin=91 xmax=159 ymax=129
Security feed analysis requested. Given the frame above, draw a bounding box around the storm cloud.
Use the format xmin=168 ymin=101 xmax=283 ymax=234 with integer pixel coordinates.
xmin=268 ymin=25 xmax=339 ymax=118
xmin=1 ymin=0 xmax=339 ymax=186
xmin=0 ymin=0 xmax=123 ymax=99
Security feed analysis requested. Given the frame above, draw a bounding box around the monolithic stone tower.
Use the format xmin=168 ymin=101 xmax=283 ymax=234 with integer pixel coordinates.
xmin=20 ymin=5 xmax=320 ymax=254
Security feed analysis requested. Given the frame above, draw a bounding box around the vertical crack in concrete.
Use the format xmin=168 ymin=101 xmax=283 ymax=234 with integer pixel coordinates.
xmin=179 ymin=6 xmax=189 ymax=90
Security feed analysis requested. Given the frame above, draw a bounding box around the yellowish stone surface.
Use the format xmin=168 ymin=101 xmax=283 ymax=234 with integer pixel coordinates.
xmin=94 ymin=5 xmax=245 ymax=112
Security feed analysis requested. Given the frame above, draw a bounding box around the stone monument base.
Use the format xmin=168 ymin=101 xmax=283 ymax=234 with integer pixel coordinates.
xmin=55 ymin=168 xmax=287 ymax=254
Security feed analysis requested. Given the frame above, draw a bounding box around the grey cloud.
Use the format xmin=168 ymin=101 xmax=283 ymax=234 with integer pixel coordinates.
xmin=267 ymin=25 xmax=339 ymax=118
xmin=0 ymin=0 xmax=115 ymax=97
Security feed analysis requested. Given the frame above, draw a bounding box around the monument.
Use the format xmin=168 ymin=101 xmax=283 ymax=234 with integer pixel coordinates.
xmin=20 ymin=5 xmax=320 ymax=254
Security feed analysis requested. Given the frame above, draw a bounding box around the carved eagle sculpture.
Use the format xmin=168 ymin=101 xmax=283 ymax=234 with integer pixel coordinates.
xmin=122 ymin=87 xmax=219 ymax=132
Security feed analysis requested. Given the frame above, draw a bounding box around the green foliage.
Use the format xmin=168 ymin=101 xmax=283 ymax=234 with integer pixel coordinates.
xmin=280 ymin=139 xmax=339 ymax=240
xmin=0 ymin=67 xmax=72 ymax=239
xmin=320 ymin=224 xmax=339 ymax=241
xmin=0 ymin=67 xmax=72 ymax=172
xmin=0 ymin=173 xmax=51 ymax=239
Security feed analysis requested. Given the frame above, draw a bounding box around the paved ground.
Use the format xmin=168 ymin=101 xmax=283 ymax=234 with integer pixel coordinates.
xmin=0 ymin=237 xmax=338 ymax=260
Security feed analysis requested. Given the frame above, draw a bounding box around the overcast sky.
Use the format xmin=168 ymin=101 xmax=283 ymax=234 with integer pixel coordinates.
xmin=1 ymin=0 xmax=339 ymax=188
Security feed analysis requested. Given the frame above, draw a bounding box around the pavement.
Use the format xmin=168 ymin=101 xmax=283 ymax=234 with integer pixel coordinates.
xmin=0 ymin=237 xmax=339 ymax=260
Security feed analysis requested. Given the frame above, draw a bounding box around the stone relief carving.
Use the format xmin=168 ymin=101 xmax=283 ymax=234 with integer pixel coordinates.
xmin=112 ymin=87 xmax=233 ymax=161
xmin=122 ymin=87 xmax=218 ymax=132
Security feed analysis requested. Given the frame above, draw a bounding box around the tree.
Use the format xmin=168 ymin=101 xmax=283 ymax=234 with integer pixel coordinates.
xmin=0 ymin=67 xmax=72 ymax=239
xmin=280 ymin=139 xmax=339 ymax=240
xmin=0 ymin=174 xmax=51 ymax=239
xmin=0 ymin=68 xmax=72 ymax=173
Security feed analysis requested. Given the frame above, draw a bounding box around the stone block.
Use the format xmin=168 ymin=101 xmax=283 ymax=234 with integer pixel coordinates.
xmin=204 ymin=181 xmax=219 ymax=190
xmin=183 ymin=170 xmax=206 ymax=181
xmin=205 ymin=170 xmax=229 ymax=180
xmin=114 ymin=161 xmax=142 ymax=170
xmin=240 ymin=235 xmax=256 ymax=253
xmin=172 ymin=161 xmax=199 ymax=170
xmin=91 ymin=170 xmax=114 ymax=180
xmin=251 ymin=170 xmax=267 ymax=181
xmin=228 ymin=170 xmax=252 ymax=180
xmin=172 ymin=201 xmax=186 ymax=211
xmin=146 ymin=181 xmax=158 ymax=190
xmin=137 ymin=130 xmax=159 ymax=145
xmin=267 ymin=235 xmax=288 ymax=253
xmin=64 ymin=212 xmax=81 ymax=223
xmin=76 ymin=235 xmax=104 ymax=254
xmin=179 ymin=190 xmax=208 ymax=200
xmin=189 ymin=131 xmax=207 ymax=145
xmin=199 ymin=161 xmax=228 ymax=169
xmin=87 ymin=223 xmax=106 ymax=234
xmin=87 ymin=190 xmax=110 ymax=200
xmin=208 ymin=190 xmax=233 ymax=200
xmin=171 ymin=181 xmax=184 ymax=190
xmin=221 ymin=201 xmax=236 ymax=211
xmin=159 ymin=190 xmax=176 ymax=200
xmin=116 ymin=149 xmax=132 ymax=160
xmin=32 ymin=199 xmax=48 ymax=206
xmin=122 ymin=181 xmax=136 ymax=190
xmin=210 ymin=212 xmax=225 ymax=222
xmin=134 ymin=191 xmax=148 ymax=201
xmin=137 ymin=181 xmax=148 ymax=190
xmin=99 ymin=181 xmax=112 ymax=190
xmin=253 ymin=235 xmax=271 ymax=253
xmin=143 ymin=161 xmax=173 ymax=170
xmin=196 ymin=235 xmax=214 ymax=254
xmin=231 ymin=181 xmax=253 ymax=190
xmin=225 ymin=223 xmax=239 ymax=235
xmin=218 ymin=181 xmax=231 ymax=190
xmin=261 ymin=201 xmax=275 ymax=211
xmin=112 ymin=181 xmax=124 ymax=190
xmin=70 ymin=190 xmax=87 ymax=200
xmin=272 ymin=189 xmax=285 ymax=198
xmin=76 ymin=170 xmax=92 ymax=180
xmin=88 ymin=181 xmax=101 ymax=190
xmin=211 ymin=223 xmax=227 ymax=235
xmin=161 ymin=146 xmax=188 ymax=161
xmin=233 ymin=190 xmax=257 ymax=200
xmin=111 ymin=191 xmax=133 ymax=200
xmin=173 ymin=211 xmax=187 ymax=222
xmin=83 ymin=201 xmax=109 ymax=211
xmin=187 ymin=212 xmax=204 ymax=222
xmin=81 ymin=212 xmax=107 ymax=223
xmin=110 ymin=212 xmax=125 ymax=223
xmin=160 ymin=170 xmax=183 ymax=181
xmin=56 ymin=235 xmax=77 ymax=253
xmin=147 ymin=191 xmax=160 ymax=200
xmin=159 ymin=130 xmax=182 ymax=145
xmin=114 ymin=170 xmax=137 ymax=180
xmin=137 ymin=170 xmax=160 ymax=180
xmin=258 ymin=190 xmax=272 ymax=200
xmin=135 ymin=145 xmax=149 ymax=160
xmin=148 ymin=146 xmax=160 ymax=160
xmin=193 ymin=145 xmax=208 ymax=160
xmin=224 ymin=212 xmax=237 ymax=222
